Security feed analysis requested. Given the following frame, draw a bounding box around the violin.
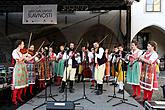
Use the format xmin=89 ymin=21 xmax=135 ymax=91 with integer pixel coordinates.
xmin=20 ymin=48 xmax=35 ymax=56
xmin=20 ymin=48 xmax=27 ymax=54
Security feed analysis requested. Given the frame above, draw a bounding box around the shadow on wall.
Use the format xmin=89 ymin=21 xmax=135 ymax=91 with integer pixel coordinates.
xmin=80 ymin=24 xmax=118 ymax=50
xmin=31 ymin=26 xmax=67 ymax=53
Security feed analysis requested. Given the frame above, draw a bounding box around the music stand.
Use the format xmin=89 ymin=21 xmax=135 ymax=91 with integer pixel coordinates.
xmin=73 ymin=54 xmax=95 ymax=104
xmin=112 ymin=57 xmax=138 ymax=107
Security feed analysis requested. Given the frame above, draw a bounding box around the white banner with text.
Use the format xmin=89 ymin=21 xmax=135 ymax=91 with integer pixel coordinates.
xmin=23 ymin=5 xmax=57 ymax=24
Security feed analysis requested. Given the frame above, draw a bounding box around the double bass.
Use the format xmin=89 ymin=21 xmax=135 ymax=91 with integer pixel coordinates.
xmin=82 ymin=47 xmax=92 ymax=78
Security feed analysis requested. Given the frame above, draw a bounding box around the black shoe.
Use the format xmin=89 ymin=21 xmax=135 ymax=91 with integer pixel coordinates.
xmin=117 ymin=89 xmax=121 ymax=93
xmin=142 ymin=98 xmax=148 ymax=106
xmin=120 ymin=90 xmax=124 ymax=94
xmin=96 ymin=90 xmax=102 ymax=95
xmin=69 ymin=88 xmax=74 ymax=93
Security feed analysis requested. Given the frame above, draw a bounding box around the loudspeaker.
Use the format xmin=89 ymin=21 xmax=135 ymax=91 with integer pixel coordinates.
xmin=46 ymin=101 xmax=75 ymax=110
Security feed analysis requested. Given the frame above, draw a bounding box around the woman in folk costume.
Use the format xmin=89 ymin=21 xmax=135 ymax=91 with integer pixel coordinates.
xmin=116 ymin=44 xmax=127 ymax=94
xmin=48 ymin=47 xmax=56 ymax=78
xmin=126 ymin=40 xmax=143 ymax=99
xmin=109 ymin=46 xmax=119 ymax=82
xmin=11 ymin=40 xmax=28 ymax=105
xmin=105 ymin=49 xmax=110 ymax=82
xmin=38 ymin=47 xmax=51 ymax=89
xmin=139 ymin=41 xmax=158 ymax=102
xmin=56 ymin=45 xmax=65 ymax=86
xmin=24 ymin=45 xmax=38 ymax=96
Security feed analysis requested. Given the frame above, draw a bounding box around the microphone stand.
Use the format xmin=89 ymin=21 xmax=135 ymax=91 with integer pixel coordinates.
xmin=47 ymin=55 xmax=58 ymax=101
xmin=74 ymin=51 xmax=95 ymax=104
xmin=107 ymin=55 xmax=123 ymax=103
xmin=112 ymin=57 xmax=138 ymax=107
xmin=33 ymin=55 xmax=48 ymax=110
xmin=34 ymin=53 xmax=58 ymax=110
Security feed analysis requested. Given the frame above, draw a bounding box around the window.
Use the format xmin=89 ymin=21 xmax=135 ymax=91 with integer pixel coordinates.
xmin=146 ymin=0 xmax=161 ymax=12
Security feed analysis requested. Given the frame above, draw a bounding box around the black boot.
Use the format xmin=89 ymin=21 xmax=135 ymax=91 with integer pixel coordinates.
xmin=96 ymin=84 xmax=103 ymax=95
xmin=59 ymin=81 xmax=65 ymax=93
xmin=77 ymin=74 xmax=81 ymax=83
xmin=69 ymin=81 xmax=74 ymax=93
xmin=94 ymin=83 xmax=98 ymax=93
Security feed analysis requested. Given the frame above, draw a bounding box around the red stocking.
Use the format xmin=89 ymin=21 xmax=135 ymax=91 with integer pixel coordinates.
xmin=143 ymin=89 xmax=148 ymax=100
xmin=17 ymin=88 xmax=23 ymax=102
xmin=137 ymin=85 xmax=141 ymax=97
xmin=12 ymin=89 xmax=18 ymax=105
xmin=132 ymin=85 xmax=136 ymax=96
xmin=91 ymin=80 xmax=95 ymax=87
xmin=148 ymin=90 xmax=153 ymax=101
xmin=23 ymin=87 xmax=27 ymax=95
xmin=56 ymin=76 xmax=61 ymax=86
xmin=30 ymin=85 xmax=33 ymax=95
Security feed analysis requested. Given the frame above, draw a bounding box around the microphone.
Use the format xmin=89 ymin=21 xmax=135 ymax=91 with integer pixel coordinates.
xmin=64 ymin=47 xmax=69 ymax=51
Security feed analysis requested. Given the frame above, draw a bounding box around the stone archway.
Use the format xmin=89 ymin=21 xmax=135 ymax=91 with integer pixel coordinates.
xmin=31 ymin=26 xmax=67 ymax=52
xmin=81 ymin=24 xmax=118 ymax=50
xmin=132 ymin=25 xmax=165 ymax=57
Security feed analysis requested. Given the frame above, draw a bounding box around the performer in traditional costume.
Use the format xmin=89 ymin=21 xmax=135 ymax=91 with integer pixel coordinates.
xmin=48 ymin=47 xmax=56 ymax=78
xmin=139 ymin=41 xmax=158 ymax=102
xmin=56 ymin=45 xmax=65 ymax=86
xmin=88 ymin=48 xmax=95 ymax=87
xmin=109 ymin=46 xmax=119 ymax=85
xmin=77 ymin=46 xmax=88 ymax=83
xmin=104 ymin=49 xmax=110 ymax=82
xmin=116 ymin=44 xmax=127 ymax=94
xmin=24 ymin=45 xmax=38 ymax=96
xmin=126 ymin=40 xmax=143 ymax=99
xmin=59 ymin=43 xmax=79 ymax=93
xmin=93 ymin=42 xmax=106 ymax=95
xmin=38 ymin=47 xmax=50 ymax=89
xmin=11 ymin=40 xmax=28 ymax=105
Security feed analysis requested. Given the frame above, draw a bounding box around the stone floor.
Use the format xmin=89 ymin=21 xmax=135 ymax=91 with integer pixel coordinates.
xmin=17 ymin=82 xmax=144 ymax=110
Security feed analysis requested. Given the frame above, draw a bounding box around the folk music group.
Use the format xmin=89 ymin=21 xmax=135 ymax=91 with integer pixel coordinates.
xmin=11 ymin=39 xmax=159 ymax=105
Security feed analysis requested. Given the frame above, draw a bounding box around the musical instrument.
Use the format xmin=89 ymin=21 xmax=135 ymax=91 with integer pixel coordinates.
xmin=98 ymin=34 xmax=109 ymax=44
xmin=20 ymin=48 xmax=28 ymax=54
xmin=83 ymin=67 xmax=92 ymax=78
xmin=20 ymin=48 xmax=35 ymax=56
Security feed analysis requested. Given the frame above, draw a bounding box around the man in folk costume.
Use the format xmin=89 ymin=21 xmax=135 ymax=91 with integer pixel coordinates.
xmin=116 ymin=44 xmax=127 ymax=94
xmin=126 ymin=40 xmax=143 ymax=99
xmin=24 ymin=45 xmax=38 ymax=96
xmin=139 ymin=41 xmax=158 ymax=103
xmin=48 ymin=47 xmax=56 ymax=79
xmin=59 ymin=43 xmax=79 ymax=93
xmin=56 ymin=45 xmax=65 ymax=86
xmin=93 ymin=42 xmax=106 ymax=95
xmin=12 ymin=40 xmax=28 ymax=105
